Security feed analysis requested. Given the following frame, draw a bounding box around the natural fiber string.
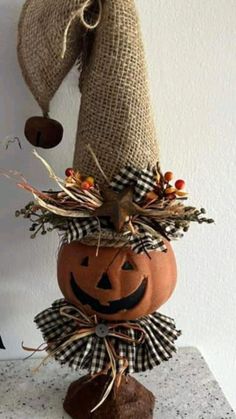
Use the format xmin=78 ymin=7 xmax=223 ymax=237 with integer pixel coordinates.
xmin=61 ymin=0 xmax=102 ymax=58
xmin=95 ymin=216 xmax=102 ymax=256
xmin=86 ymin=143 xmax=110 ymax=185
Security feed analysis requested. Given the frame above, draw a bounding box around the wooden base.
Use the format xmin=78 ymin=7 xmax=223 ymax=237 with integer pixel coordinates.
xmin=63 ymin=374 xmax=155 ymax=419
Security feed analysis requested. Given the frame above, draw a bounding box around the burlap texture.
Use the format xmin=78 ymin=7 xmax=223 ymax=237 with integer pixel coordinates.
xmin=81 ymin=231 xmax=128 ymax=248
xmin=17 ymin=0 xmax=87 ymax=115
xmin=18 ymin=0 xmax=159 ymax=181
xmin=73 ymin=0 xmax=159 ymax=184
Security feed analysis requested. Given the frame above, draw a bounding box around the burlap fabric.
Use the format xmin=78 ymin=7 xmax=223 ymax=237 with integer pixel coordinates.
xmin=18 ymin=0 xmax=159 ymax=182
xmin=81 ymin=231 xmax=128 ymax=248
xmin=17 ymin=0 xmax=99 ymax=115
xmin=73 ymin=0 xmax=159 ymax=184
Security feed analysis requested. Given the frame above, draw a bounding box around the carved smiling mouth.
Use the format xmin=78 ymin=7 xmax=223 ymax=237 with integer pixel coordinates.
xmin=70 ymin=273 xmax=147 ymax=315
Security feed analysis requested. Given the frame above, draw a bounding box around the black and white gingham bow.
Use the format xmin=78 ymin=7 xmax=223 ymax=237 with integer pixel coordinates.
xmin=31 ymin=300 xmax=145 ymax=412
xmin=34 ymin=299 xmax=181 ymax=375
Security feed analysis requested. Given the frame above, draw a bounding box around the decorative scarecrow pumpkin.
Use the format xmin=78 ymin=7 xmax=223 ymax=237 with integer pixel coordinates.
xmin=57 ymin=241 xmax=177 ymax=321
xmin=2 ymin=0 xmax=212 ymax=418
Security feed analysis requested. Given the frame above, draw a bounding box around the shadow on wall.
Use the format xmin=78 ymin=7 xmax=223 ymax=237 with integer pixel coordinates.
xmin=0 ymin=336 xmax=5 ymax=349
xmin=0 ymin=2 xmax=40 ymax=142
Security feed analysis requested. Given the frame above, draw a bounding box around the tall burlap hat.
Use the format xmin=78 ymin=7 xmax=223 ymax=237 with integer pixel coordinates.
xmin=18 ymin=0 xmax=159 ymax=183
xmin=74 ymin=0 xmax=159 ymax=183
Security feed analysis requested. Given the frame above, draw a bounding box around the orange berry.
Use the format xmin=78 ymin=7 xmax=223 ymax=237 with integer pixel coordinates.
xmin=81 ymin=181 xmax=91 ymax=190
xmin=164 ymin=171 xmax=174 ymax=182
xmin=86 ymin=176 xmax=95 ymax=186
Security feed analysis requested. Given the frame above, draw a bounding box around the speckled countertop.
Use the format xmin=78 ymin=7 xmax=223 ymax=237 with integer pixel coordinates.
xmin=0 ymin=347 xmax=235 ymax=419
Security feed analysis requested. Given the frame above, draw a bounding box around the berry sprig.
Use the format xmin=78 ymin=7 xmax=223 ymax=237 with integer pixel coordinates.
xmin=15 ymin=202 xmax=67 ymax=239
xmin=13 ymin=159 xmax=214 ymax=243
xmin=15 ymin=202 xmax=50 ymax=238
xmin=145 ymin=170 xmax=188 ymax=203
xmin=163 ymin=171 xmax=187 ymax=200
xmin=65 ymin=168 xmax=95 ymax=191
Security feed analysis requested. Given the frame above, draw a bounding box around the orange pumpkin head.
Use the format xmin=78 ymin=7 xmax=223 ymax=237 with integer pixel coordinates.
xmin=57 ymin=240 xmax=177 ymax=321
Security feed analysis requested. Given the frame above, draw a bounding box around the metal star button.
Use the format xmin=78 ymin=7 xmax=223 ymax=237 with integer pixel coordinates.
xmin=94 ymin=187 xmax=145 ymax=232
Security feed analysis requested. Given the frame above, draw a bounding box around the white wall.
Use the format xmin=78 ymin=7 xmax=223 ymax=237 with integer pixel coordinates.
xmin=0 ymin=0 xmax=236 ymax=412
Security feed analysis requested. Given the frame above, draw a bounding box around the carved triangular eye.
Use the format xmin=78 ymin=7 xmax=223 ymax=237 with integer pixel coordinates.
xmin=81 ymin=256 xmax=89 ymax=267
xmin=122 ymin=261 xmax=134 ymax=271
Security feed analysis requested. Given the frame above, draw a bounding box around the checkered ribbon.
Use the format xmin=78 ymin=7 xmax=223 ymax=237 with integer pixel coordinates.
xmin=65 ymin=218 xmax=99 ymax=242
xmin=34 ymin=299 xmax=181 ymax=374
xmin=110 ymin=166 xmax=157 ymax=202
xmin=66 ymin=218 xmax=167 ymax=254
xmin=64 ymin=165 xmax=174 ymax=253
xmin=129 ymin=230 xmax=167 ymax=253
xmin=27 ymin=300 xmax=146 ymax=411
xmin=159 ymin=222 xmax=184 ymax=240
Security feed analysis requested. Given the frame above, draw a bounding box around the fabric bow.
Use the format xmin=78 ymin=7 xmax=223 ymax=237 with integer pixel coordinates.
xmin=23 ymin=304 xmax=145 ymax=412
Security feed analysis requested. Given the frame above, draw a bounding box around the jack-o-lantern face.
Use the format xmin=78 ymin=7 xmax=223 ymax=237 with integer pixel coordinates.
xmin=57 ymin=241 xmax=177 ymax=321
